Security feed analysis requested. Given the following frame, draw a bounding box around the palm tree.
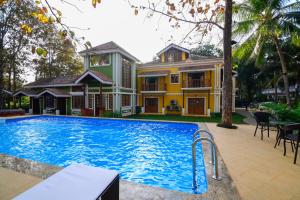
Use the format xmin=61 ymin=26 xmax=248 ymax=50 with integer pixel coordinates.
xmin=233 ymin=0 xmax=300 ymax=106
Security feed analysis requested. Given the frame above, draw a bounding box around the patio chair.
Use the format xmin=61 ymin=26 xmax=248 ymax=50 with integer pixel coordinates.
xmin=283 ymin=123 xmax=300 ymax=164
xmin=253 ymin=112 xmax=272 ymax=140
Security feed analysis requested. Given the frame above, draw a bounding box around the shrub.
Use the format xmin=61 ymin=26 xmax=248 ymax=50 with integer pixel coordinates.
xmin=259 ymin=102 xmax=300 ymax=122
xmin=103 ymin=111 xmax=114 ymax=118
xmin=135 ymin=106 xmax=141 ymax=114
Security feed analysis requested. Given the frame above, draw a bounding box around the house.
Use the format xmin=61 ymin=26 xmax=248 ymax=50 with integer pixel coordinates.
xmin=136 ymin=44 xmax=236 ymax=116
xmin=14 ymin=41 xmax=139 ymax=116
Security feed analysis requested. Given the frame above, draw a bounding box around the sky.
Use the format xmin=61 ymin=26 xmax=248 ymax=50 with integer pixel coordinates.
xmin=24 ymin=0 xmax=222 ymax=83
xmin=50 ymin=0 xmax=222 ymax=62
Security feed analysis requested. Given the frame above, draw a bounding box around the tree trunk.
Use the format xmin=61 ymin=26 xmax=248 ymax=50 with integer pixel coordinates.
xmin=0 ymin=46 xmax=4 ymax=109
xmin=221 ymin=0 xmax=233 ymax=127
xmin=13 ymin=62 xmax=17 ymax=108
xmin=273 ymin=36 xmax=291 ymax=106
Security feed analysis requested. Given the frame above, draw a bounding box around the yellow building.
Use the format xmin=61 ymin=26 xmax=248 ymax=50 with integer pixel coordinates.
xmin=137 ymin=44 xmax=235 ymax=116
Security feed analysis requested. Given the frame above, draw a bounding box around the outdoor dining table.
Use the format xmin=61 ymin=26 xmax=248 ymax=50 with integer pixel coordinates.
xmin=272 ymin=120 xmax=295 ymax=148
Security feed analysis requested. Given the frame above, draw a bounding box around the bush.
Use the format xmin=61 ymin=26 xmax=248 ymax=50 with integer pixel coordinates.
xmin=210 ymin=112 xmax=221 ymax=118
xmin=135 ymin=106 xmax=141 ymax=114
xmin=103 ymin=111 xmax=114 ymax=118
xmin=260 ymin=102 xmax=300 ymax=122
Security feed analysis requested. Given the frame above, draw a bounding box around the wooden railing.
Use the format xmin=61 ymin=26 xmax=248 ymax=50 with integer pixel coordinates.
xmin=142 ymin=83 xmax=166 ymax=91
xmin=182 ymin=79 xmax=211 ymax=88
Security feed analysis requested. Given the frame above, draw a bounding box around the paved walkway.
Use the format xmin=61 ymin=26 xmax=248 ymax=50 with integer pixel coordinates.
xmin=235 ymin=108 xmax=256 ymax=125
xmin=206 ymin=123 xmax=300 ymax=200
xmin=0 ymin=167 xmax=42 ymax=200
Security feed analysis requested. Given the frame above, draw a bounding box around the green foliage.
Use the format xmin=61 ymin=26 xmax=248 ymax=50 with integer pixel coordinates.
xmin=103 ymin=111 xmax=122 ymax=118
xmin=233 ymin=0 xmax=300 ymax=65
xmin=135 ymin=106 xmax=142 ymax=114
xmin=260 ymin=102 xmax=300 ymax=122
xmin=190 ymin=44 xmax=223 ymax=57
xmin=21 ymin=96 xmax=30 ymax=109
xmin=103 ymin=111 xmax=113 ymax=117
xmin=126 ymin=113 xmax=245 ymax=124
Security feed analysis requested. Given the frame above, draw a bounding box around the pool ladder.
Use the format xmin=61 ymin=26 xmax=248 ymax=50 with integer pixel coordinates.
xmin=192 ymin=129 xmax=221 ymax=191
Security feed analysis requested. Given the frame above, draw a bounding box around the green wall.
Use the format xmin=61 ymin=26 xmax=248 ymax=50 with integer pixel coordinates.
xmin=88 ymin=54 xmax=113 ymax=78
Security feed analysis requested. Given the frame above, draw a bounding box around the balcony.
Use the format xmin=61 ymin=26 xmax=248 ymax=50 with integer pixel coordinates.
xmin=182 ymin=79 xmax=212 ymax=90
xmin=141 ymin=82 xmax=166 ymax=93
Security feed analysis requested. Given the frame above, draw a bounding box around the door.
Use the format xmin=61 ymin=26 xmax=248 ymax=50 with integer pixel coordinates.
xmin=145 ymin=98 xmax=158 ymax=113
xmin=188 ymin=98 xmax=205 ymax=115
xmin=95 ymin=94 xmax=105 ymax=116
xmin=32 ymin=98 xmax=40 ymax=114
xmin=56 ymin=98 xmax=66 ymax=115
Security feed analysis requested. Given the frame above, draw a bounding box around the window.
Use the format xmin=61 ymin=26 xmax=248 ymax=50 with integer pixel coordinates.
xmin=166 ymin=49 xmax=182 ymax=62
xmin=122 ymin=58 xmax=131 ymax=88
xmin=122 ymin=94 xmax=131 ymax=107
xmin=88 ymin=94 xmax=94 ymax=109
xmin=72 ymin=96 xmax=84 ymax=109
xmin=90 ymin=54 xmax=110 ymax=66
xmin=45 ymin=95 xmax=54 ymax=108
xmin=108 ymin=94 xmax=113 ymax=110
xmin=170 ymin=74 xmax=179 ymax=84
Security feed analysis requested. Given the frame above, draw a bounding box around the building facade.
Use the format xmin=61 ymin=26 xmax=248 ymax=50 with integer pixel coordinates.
xmin=14 ymin=42 xmax=235 ymax=117
xmin=137 ymin=44 xmax=235 ymax=116
xmin=14 ymin=41 xmax=139 ymax=117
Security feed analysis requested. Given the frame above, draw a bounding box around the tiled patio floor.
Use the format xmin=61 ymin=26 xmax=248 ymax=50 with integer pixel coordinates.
xmin=0 ymin=167 xmax=42 ymax=200
xmin=206 ymin=123 xmax=300 ymax=200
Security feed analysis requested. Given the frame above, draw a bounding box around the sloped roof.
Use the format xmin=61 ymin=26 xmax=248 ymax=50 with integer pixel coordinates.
xmin=142 ymin=53 xmax=221 ymax=67
xmin=157 ymin=43 xmax=190 ymax=56
xmin=178 ymin=65 xmax=215 ymax=72
xmin=75 ymin=70 xmax=113 ymax=85
xmin=138 ymin=70 xmax=170 ymax=77
xmin=14 ymin=89 xmax=40 ymax=97
xmin=37 ymin=88 xmax=70 ymax=97
xmin=79 ymin=41 xmax=140 ymax=62
xmin=3 ymin=89 xmax=12 ymax=96
xmin=24 ymin=75 xmax=81 ymax=88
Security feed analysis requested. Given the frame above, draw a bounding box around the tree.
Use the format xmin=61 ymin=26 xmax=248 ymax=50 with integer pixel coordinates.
xmin=0 ymin=0 xmax=92 ymax=109
xmin=33 ymin=30 xmax=83 ymax=79
xmin=129 ymin=0 xmax=235 ymax=127
xmin=233 ymin=0 xmax=300 ymax=107
xmin=0 ymin=0 xmax=37 ymax=108
xmin=191 ymin=44 xmax=223 ymax=57
xmin=236 ymin=60 xmax=258 ymax=109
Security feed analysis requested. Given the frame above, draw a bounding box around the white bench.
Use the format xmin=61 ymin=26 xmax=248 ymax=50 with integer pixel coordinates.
xmin=14 ymin=164 xmax=119 ymax=200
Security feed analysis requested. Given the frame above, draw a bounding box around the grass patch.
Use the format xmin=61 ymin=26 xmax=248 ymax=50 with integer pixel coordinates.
xmin=125 ymin=113 xmax=245 ymax=124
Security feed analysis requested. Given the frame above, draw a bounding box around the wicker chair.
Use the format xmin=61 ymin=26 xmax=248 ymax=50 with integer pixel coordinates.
xmin=282 ymin=123 xmax=300 ymax=164
xmin=253 ymin=112 xmax=272 ymax=140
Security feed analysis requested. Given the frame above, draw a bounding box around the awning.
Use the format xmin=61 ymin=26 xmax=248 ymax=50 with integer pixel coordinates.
xmin=138 ymin=70 xmax=170 ymax=77
xmin=178 ymin=65 xmax=214 ymax=72
xmin=75 ymin=70 xmax=113 ymax=85
xmin=37 ymin=88 xmax=70 ymax=98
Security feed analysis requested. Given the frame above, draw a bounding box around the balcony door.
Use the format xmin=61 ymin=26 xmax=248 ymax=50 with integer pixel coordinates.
xmin=145 ymin=98 xmax=158 ymax=113
xmin=188 ymin=98 xmax=205 ymax=115
xmin=145 ymin=77 xmax=158 ymax=91
xmin=188 ymin=72 xmax=205 ymax=88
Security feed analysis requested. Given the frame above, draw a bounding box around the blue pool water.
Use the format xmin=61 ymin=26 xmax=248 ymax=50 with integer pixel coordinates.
xmin=0 ymin=116 xmax=207 ymax=194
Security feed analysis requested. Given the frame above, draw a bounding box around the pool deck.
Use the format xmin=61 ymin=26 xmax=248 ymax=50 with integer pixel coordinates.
xmin=0 ymin=152 xmax=239 ymax=200
xmin=206 ymin=123 xmax=300 ymax=200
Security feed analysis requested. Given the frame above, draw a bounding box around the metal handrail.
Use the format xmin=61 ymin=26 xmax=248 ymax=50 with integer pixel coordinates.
xmin=192 ymin=137 xmax=221 ymax=191
xmin=193 ymin=130 xmax=215 ymax=164
xmin=193 ymin=129 xmax=214 ymax=140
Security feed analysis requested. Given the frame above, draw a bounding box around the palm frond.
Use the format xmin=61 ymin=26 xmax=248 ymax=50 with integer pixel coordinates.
xmin=233 ymin=33 xmax=259 ymax=60
xmin=233 ymin=20 xmax=257 ymax=36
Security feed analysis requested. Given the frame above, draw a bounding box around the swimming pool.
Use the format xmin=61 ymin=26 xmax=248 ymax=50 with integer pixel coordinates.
xmin=0 ymin=116 xmax=207 ymax=194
